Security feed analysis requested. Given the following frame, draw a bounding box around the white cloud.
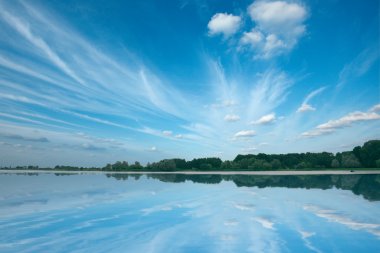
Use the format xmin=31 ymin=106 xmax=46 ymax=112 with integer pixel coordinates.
xmin=297 ymin=103 xmax=315 ymax=113
xmin=252 ymin=113 xmax=276 ymax=125
xmin=241 ymin=29 xmax=263 ymax=45
xmin=224 ymin=114 xmax=240 ymax=122
xmin=0 ymin=9 xmax=84 ymax=85
xmin=243 ymin=0 xmax=308 ymax=58
xmin=337 ymin=47 xmax=380 ymax=88
xmin=297 ymin=87 xmax=326 ymax=113
xmin=248 ymin=70 xmax=293 ymax=119
xmin=299 ymin=231 xmax=315 ymax=239
xmin=249 ymin=1 xmax=306 ymax=29
xmin=317 ymin=111 xmax=380 ymax=130
xmin=253 ymin=217 xmax=275 ymax=230
xmin=234 ymin=203 xmax=255 ymax=211
xmin=174 ymin=134 xmax=183 ymax=139
xmin=301 ymin=106 xmax=380 ymax=138
xmin=150 ymin=146 xmax=157 ymax=152
xmin=208 ymin=13 xmax=242 ymax=37
xmin=300 ymin=128 xmax=332 ymax=138
xmin=234 ymin=130 xmax=256 ymax=138
xmin=370 ymin=104 xmax=380 ymax=112
xmin=162 ymin=130 xmax=172 ymax=136
xmin=304 ymin=205 xmax=380 ymax=238
xmin=61 ymin=109 xmax=133 ymax=130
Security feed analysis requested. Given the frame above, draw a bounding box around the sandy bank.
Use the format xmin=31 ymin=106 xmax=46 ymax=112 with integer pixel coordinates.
xmin=0 ymin=169 xmax=379 ymax=175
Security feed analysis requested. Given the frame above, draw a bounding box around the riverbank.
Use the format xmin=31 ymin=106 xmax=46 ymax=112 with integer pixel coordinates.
xmin=1 ymin=169 xmax=379 ymax=175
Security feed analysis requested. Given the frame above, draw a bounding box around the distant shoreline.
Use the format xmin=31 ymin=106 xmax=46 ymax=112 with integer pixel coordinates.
xmin=1 ymin=169 xmax=379 ymax=175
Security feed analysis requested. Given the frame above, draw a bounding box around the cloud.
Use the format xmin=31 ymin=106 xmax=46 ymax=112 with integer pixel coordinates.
xmin=60 ymin=110 xmax=133 ymax=130
xmin=2 ymin=134 xmax=49 ymax=143
xmin=174 ymin=134 xmax=183 ymax=139
xmin=208 ymin=13 xmax=242 ymax=37
xmin=234 ymin=203 xmax=255 ymax=211
xmin=248 ymin=70 xmax=293 ymax=119
xmin=0 ymin=8 xmax=84 ymax=85
xmin=297 ymin=87 xmax=326 ymax=113
xmin=299 ymin=231 xmax=315 ymax=239
xmin=304 ymin=205 xmax=380 ymax=238
xmin=241 ymin=28 xmax=264 ymax=45
xmin=0 ymin=92 xmax=45 ymax=107
xmin=300 ymin=128 xmax=332 ymax=138
xmin=0 ymin=1 xmax=191 ymax=131
xmin=370 ymin=104 xmax=380 ymax=112
xmin=253 ymin=217 xmax=275 ymax=230
xmin=298 ymin=230 xmax=321 ymax=253
xmin=81 ymin=143 xmax=106 ymax=151
xmin=162 ymin=130 xmax=172 ymax=136
xmin=149 ymin=146 xmax=157 ymax=152
xmin=317 ymin=111 xmax=380 ymax=129
xmin=297 ymin=103 xmax=315 ymax=113
xmin=234 ymin=130 xmax=256 ymax=138
xmin=301 ymin=106 xmax=380 ymax=138
xmin=242 ymin=0 xmax=308 ymax=58
xmin=252 ymin=113 xmax=276 ymax=125
xmin=0 ymin=112 xmax=74 ymax=131
xmin=224 ymin=114 xmax=240 ymax=122
xmin=337 ymin=47 xmax=380 ymax=88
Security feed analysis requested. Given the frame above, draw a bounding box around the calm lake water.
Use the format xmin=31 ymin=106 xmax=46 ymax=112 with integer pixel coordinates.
xmin=0 ymin=173 xmax=379 ymax=253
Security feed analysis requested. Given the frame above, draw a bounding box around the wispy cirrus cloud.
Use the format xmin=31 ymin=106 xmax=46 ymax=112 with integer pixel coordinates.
xmin=0 ymin=1 xmax=189 ymax=121
xmin=248 ymin=70 xmax=293 ymax=119
xmin=0 ymin=0 xmax=201 ymax=161
xmin=297 ymin=87 xmax=326 ymax=113
xmin=0 ymin=8 xmax=85 ymax=85
xmin=337 ymin=46 xmax=379 ymax=89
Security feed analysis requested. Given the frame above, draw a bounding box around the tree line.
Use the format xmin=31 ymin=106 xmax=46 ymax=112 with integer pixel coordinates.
xmin=103 ymin=140 xmax=380 ymax=171
xmin=3 ymin=140 xmax=379 ymax=171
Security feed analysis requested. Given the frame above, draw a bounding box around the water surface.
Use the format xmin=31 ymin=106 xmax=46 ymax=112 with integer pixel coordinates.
xmin=0 ymin=173 xmax=379 ymax=252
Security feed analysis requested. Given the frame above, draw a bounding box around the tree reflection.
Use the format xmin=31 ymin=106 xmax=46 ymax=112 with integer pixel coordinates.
xmin=105 ymin=173 xmax=380 ymax=201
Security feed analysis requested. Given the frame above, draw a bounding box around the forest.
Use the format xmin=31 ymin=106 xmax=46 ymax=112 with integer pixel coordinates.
xmin=55 ymin=139 xmax=380 ymax=171
xmin=102 ymin=140 xmax=380 ymax=171
xmin=3 ymin=140 xmax=379 ymax=171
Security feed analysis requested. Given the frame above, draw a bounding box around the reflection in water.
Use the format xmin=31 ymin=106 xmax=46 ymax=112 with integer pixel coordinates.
xmin=0 ymin=173 xmax=379 ymax=253
xmin=107 ymin=174 xmax=380 ymax=201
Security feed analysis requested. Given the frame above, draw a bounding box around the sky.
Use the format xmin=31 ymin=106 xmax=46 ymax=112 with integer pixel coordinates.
xmin=0 ymin=0 xmax=379 ymax=167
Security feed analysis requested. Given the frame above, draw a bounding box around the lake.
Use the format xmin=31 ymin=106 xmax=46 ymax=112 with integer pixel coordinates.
xmin=0 ymin=173 xmax=379 ymax=252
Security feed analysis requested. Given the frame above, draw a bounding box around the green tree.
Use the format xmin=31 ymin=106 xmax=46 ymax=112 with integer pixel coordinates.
xmin=331 ymin=159 xmax=340 ymax=168
xmin=341 ymin=152 xmax=361 ymax=168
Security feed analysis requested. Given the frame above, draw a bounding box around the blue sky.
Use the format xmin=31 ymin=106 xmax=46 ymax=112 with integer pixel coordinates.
xmin=0 ymin=0 xmax=379 ymax=167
